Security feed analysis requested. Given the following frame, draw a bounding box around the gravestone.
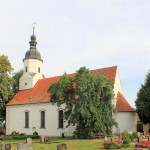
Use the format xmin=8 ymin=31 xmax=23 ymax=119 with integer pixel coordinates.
xmin=137 ymin=135 xmax=142 ymax=143
xmin=26 ymin=138 xmax=32 ymax=144
xmin=41 ymin=136 xmax=45 ymax=143
xmin=57 ymin=143 xmax=67 ymax=150
xmin=2 ymin=144 xmax=11 ymax=150
xmin=104 ymin=136 xmax=107 ymax=143
xmin=17 ymin=143 xmax=27 ymax=150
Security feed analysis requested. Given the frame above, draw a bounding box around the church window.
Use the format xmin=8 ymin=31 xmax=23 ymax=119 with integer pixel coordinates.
xmin=58 ymin=110 xmax=63 ymax=128
xmin=41 ymin=111 xmax=45 ymax=128
xmin=38 ymin=67 xmax=40 ymax=73
xmin=25 ymin=67 xmax=27 ymax=72
xmin=25 ymin=83 xmax=27 ymax=86
xmin=25 ymin=111 xmax=29 ymax=128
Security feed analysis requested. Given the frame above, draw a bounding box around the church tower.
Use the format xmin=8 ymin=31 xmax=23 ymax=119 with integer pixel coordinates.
xmin=19 ymin=27 xmax=43 ymax=90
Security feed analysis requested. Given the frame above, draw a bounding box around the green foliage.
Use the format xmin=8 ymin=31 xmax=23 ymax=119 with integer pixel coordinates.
xmin=0 ymin=127 xmax=5 ymax=135
xmin=132 ymin=132 xmax=138 ymax=139
xmin=7 ymin=134 xmax=40 ymax=139
xmin=48 ymin=67 xmax=117 ymax=139
xmin=124 ymin=138 xmax=131 ymax=144
xmin=121 ymin=144 xmax=130 ymax=148
xmin=135 ymin=71 xmax=150 ymax=125
xmin=129 ymin=134 xmax=134 ymax=141
xmin=0 ymin=55 xmax=15 ymax=120
xmin=122 ymin=131 xmax=130 ymax=139
xmin=33 ymin=131 xmax=38 ymax=135
xmin=12 ymin=69 xmax=23 ymax=93
xmin=106 ymin=143 xmax=121 ymax=149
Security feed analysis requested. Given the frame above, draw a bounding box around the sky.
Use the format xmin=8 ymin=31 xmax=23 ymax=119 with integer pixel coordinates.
xmin=0 ymin=0 xmax=150 ymax=108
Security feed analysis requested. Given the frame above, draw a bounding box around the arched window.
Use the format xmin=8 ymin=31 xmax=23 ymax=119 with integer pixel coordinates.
xmin=25 ymin=111 xmax=29 ymax=128
xmin=41 ymin=111 xmax=45 ymax=128
xmin=58 ymin=110 xmax=63 ymax=128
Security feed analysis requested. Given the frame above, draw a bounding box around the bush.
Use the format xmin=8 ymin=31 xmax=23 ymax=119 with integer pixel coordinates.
xmin=129 ymin=134 xmax=134 ymax=141
xmin=121 ymin=144 xmax=129 ymax=148
xmin=122 ymin=131 xmax=130 ymax=139
xmin=3 ymin=136 xmax=13 ymax=140
xmin=33 ymin=131 xmax=38 ymax=135
xmin=124 ymin=138 xmax=131 ymax=144
xmin=0 ymin=127 xmax=5 ymax=135
xmin=106 ymin=143 xmax=121 ymax=149
xmin=132 ymin=132 xmax=138 ymax=139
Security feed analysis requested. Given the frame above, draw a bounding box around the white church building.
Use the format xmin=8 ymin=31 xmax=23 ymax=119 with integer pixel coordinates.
xmin=6 ymin=32 xmax=137 ymax=136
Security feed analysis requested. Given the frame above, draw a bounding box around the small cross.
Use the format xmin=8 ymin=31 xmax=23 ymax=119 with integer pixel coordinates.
xmin=33 ymin=22 xmax=36 ymax=35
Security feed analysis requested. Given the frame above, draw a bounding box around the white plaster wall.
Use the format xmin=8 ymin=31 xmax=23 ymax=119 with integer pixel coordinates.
xmin=6 ymin=103 xmax=73 ymax=137
xmin=114 ymin=112 xmax=137 ymax=133
xmin=24 ymin=59 xmax=43 ymax=74
xmin=19 ymin=59 xmax=43 ymax=90
xmin=113 ymin=68 xmax=123 ymax=99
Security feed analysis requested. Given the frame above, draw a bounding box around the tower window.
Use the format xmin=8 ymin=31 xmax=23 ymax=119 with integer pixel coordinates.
xmin=41 ymin=111 xmax=45 ymax=128
xmin=38 ymin=67 xmax=40 ymax=73
xmin=25 ymin=111 xmax=29 ymax=128
xmin=58 ymin=110 xmax=63 ymax=128
xmin=25 ymin=67 xmax=27 ymax=72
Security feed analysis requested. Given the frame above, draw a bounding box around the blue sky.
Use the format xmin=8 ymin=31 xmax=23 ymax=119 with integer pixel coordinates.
xmin=0 ymin=0 xmax=150 ymax=107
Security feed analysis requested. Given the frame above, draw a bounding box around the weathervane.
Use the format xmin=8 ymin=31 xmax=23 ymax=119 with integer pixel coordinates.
xmin=33 ymin=22 xmax=36 ymax=35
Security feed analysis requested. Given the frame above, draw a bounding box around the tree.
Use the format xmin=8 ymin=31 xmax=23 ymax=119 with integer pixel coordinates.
xmin=48 ymin=67 xmax=117 ymax=138
xmin=12 ymin=69 xmax=23 ymax=93
xmin=135 ymin=72 xmax=150 ymax=132
xmin=0 ymin=55 xmax=15 ymax=120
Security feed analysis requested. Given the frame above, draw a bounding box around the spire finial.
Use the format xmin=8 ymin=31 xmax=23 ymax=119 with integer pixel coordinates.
xmin=33 ymin=22 xmax=36 ymax=35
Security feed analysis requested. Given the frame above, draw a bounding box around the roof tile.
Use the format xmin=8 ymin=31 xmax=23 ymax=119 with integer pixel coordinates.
xmin=116 ymin=92 xmax=135 ymax=112
xmin=7 ymin=66 xmax=117 ymax=106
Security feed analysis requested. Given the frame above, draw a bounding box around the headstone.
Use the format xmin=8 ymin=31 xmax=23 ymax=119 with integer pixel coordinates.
xmin=57 ymin=143 xmax=67 ymax=150
xmin=138 ymin=135 xmax=142 ymax=143
xmin=104 ymin=136 xmax=107 ymax=143
xmin=17 ymin=143 xmax=27 ymax=150
xmin=2 ymin=144 xmax=11 ymax=150
xmin=26 ymin=138 xmax=32 ymax=144
xmin=41 ymin=136 xmax=45 ymax=143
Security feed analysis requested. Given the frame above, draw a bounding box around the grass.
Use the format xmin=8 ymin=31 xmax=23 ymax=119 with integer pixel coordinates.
xmin=0 ymin=137 xmax=149 ymax=150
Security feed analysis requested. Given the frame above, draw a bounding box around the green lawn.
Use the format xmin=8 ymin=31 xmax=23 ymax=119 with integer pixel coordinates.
xmin=0 ymin=137 xmax=148 ymax=150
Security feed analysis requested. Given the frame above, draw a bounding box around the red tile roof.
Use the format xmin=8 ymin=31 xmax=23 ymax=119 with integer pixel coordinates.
xmin=7 ymin=66 xmax=118 ymax=106
xmin=116 ymin=92 xmax=135 ymax=112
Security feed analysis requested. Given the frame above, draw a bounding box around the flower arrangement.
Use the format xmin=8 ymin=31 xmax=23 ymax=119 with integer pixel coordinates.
xmin=103 ymin=139 xmax=123 ymax=149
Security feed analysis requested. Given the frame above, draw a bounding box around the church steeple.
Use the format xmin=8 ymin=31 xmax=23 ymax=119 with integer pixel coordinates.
xmin=19 ymin=27 xmax=43 ymax=90
xmin=23 ymin=27 xmax=42 ymax=62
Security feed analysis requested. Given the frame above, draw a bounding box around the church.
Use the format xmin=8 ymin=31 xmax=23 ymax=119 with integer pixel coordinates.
xmin=6 ymin=31 xmax=137 ymax=136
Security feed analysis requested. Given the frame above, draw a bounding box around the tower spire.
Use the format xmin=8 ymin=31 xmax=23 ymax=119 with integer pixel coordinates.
xmin=33 ymin=22 xmax=36 ymax=35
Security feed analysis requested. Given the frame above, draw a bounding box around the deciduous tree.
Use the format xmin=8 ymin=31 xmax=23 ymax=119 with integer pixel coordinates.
xmin=0 ymin=55 xmax=15 ymax=120
xmin=48 ymin=67 xmax=117 ymax=138
xmin=12 ymin=69 xmax=23 ymax=93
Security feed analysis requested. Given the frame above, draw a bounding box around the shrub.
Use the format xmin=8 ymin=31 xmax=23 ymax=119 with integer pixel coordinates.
xmin=129 ymin=134 xmax=134 ymax=141
xmin=124 ymin=138 xmax=131 ymax=144
xmin=106 ymin=143 xmax=121 ymax=149
xmin=121 ymin=144 xmax=129 ymax=148
xmin=33 ymin=131 xmax=38 ymax=135
xmin=0 ymin=127 xmax=5 ymax=135
xmin=3 ymin=136 xmax=14 ymax=140
xmin=132 ymin=132 xmax=138 ymax=139
xmin=122 ymin=131 xmax=130 ymax=139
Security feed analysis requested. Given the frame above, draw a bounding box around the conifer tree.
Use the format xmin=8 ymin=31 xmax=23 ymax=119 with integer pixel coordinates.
xmin=135 ymin=72 xmax=150 ymax=132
